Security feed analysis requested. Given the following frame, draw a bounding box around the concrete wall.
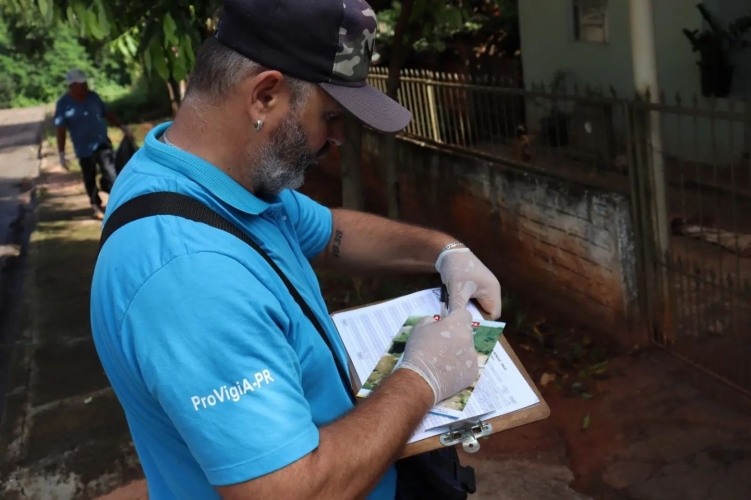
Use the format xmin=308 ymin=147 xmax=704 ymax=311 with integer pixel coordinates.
xmin=359 ymin=132 xmax=643 ymax=346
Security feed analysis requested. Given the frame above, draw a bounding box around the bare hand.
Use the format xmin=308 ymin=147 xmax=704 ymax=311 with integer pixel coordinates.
xmin=58 ymin=152 xmax=68 ymax=170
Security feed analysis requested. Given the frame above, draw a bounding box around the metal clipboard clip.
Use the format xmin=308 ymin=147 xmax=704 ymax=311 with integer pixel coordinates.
xmin=439 ymin=420 xmax=493 ymax=453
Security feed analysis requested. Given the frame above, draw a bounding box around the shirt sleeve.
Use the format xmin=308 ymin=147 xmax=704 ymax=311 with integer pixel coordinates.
xmin=122 ymin=252 xmax=319 ymax=486
xmin=92 ymin=91 xmax=108 ymax=116
xmin=281 ymin=190 xmax=333 ymax=259
xmin=53 ymin=99 xmax=66 ymax=128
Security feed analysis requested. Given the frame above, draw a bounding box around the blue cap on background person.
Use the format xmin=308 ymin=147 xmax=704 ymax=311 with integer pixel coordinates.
xmin=214 ymin=0 xmax=411 ymax=133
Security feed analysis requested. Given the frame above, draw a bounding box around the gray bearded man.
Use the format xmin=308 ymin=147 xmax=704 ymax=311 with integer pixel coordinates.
xmin=90 ymin=0 xmax=502 ymax=499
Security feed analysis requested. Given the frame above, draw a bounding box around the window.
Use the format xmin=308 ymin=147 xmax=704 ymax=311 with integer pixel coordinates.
xmin=573 ymin=0 xmax=609 ymax=44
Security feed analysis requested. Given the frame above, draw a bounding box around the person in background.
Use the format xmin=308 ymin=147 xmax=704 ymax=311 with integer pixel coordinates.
xmin=54 ymin=68 xmax=132 ymax=220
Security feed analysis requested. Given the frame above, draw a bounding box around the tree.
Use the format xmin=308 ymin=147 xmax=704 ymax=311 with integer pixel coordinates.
xmin=0 ymin=2 xmax=137 ymax=108
xmin=352 ymin=0 xmax=513 ymax=218
xmin=12 ymin=0 xmax=222 ymax=113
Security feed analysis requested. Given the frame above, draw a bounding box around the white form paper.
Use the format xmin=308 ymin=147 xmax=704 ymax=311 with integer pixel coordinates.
xmin=331 ymin=288 xmax=483 ymax=383
xmin=331 ymin=289 xmax=541 ymax=444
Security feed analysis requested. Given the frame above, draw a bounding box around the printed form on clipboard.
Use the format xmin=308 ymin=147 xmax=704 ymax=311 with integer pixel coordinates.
xmin=330 ymin=288 xmax=540 ymax=444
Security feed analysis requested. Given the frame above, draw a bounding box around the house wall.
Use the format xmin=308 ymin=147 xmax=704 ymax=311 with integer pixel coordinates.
xmin=518 ymin=0 xmax=635 ymax=95
xmin=518 ymin=0 xmax=749 ymax=162
xmin=357 ymin=132 xmax=644 ymax=347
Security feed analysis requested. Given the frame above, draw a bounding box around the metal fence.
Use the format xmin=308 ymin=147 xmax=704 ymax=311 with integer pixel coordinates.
xmin=368 ymin=67 xmax=751 ymax=395
xmin=640 ymin=95 xmax=751 ymax=395
xmin=368 ymin=67 xmax=636 ymax=192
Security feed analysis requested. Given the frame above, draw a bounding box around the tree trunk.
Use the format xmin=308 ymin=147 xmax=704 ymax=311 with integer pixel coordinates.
xmin=382 ymin=0 xmax=414 ymax=220
xmin=340 ymin=112 xmax=364 ymax=211
xmin=165 ymin=77 xmax=187 ymax=116
xmin=165 ymin=80 xmax=178 ymax=116
xmin=179 ymin=79 xmax=187 ymax=101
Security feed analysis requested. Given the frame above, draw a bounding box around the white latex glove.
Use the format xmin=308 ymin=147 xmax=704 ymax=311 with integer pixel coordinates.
xmin=397 ymin=309 xmax=478 ymax=406
xmin=58 ymin=152 xmax=68 ymax=170
xmin=436 ymin=247 xmax=502 ymax=319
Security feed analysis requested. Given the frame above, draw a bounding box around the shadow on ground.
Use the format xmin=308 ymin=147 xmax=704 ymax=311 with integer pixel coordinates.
xmin=1 ymin=155 xmax=140 ymax=498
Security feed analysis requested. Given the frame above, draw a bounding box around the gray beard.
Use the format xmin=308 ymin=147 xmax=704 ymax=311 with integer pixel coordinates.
xmin=249 ymin=113 xmax=316 ymax=199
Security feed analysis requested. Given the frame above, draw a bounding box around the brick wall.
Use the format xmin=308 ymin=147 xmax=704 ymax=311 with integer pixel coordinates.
xmin=358 ymin=132 xmax=644 ymax=346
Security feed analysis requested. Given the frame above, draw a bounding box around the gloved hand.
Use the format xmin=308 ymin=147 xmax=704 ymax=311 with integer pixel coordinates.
xmin=397 ymin=309 xmax=478 ymax=406
xmin=58 ymin=152 xmax=68 ymax=170
xmin=436 ymin=247 xmax=502 ymax=319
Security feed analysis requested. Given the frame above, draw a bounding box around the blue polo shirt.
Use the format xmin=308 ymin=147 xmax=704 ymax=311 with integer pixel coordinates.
xmin=54 ymin=91 xmax=110 ymax=159
xmin=90 ymin=122 xmax=397 ymax=499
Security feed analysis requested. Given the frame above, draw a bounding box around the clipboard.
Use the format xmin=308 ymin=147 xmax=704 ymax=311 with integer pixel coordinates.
xmin=334 ymin=300 xmax=550 ymax=458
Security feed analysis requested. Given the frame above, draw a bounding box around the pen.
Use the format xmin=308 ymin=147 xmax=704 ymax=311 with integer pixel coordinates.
xmin=440 ymin=284 xmax=449 ymax=319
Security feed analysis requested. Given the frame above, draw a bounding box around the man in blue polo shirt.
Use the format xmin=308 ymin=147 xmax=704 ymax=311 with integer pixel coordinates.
xmin=91 ymin=1 xmax=502 ymax=499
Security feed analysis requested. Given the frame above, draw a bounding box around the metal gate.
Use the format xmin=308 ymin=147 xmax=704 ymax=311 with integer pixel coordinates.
xmin=629 ymin=94 xmax=751 ymax=395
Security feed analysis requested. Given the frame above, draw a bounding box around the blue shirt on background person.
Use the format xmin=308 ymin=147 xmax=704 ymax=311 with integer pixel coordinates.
xmin=54 ymin=90 xmax=110 ymax=159
xmin=90 ymin=122 xmax=397 ymax=499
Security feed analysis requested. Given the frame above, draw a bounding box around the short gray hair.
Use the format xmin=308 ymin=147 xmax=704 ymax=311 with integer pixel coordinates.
xmin=185 ymin=37 xmax=313 ymax=108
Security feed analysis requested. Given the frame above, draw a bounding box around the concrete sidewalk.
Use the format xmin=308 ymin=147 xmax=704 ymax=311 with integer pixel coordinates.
xmin=0 ymin=106 xmax=46 ymax=420
xmin=1 ymin=139 xmax=140 ymax=498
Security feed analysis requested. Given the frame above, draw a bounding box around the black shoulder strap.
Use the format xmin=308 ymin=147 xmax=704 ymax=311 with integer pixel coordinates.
xmin=98 ymin=192 xmax=355 ymax=404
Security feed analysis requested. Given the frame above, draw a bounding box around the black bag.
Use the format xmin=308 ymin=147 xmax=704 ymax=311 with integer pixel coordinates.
xmin=114 ymin=134 xmax=139 ymax=175
xmin=98 ymin=192 xmax=476 ymax=499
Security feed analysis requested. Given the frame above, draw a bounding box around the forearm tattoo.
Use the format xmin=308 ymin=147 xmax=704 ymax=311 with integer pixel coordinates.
xmin=332 ymin=230 xmax=344 ymax=258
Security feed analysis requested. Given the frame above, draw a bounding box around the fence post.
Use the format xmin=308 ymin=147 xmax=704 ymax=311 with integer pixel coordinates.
xmin=426 ymin=72 xmax=441 ymax=143
xmin=745 ymin=100 xmax=751 ymax=160
xmin=630 ymin=96 xmax=673 ymax=344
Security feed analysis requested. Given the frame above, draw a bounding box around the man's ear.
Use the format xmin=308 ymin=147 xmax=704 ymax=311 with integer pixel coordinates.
xmin=245 ymin=70 xmax=285 ymax=124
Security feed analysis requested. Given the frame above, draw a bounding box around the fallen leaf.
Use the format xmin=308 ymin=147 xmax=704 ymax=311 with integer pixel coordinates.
xmin=84 ymin=397 xmax=93 ymax=404
xmin=532 ymin=325 xmax=544 ymax=341
xmin=589 ymin=360 xmax=609 ymax=372
xmin=520 ymin=344 xmax=534 ymax=352
xmin=582 ymin=413 xmax=591 ymax=431
xmin=579 ymin=392 xmax=593 ymax=399
xmin=539 ymin=372 xmax=556 ymax=387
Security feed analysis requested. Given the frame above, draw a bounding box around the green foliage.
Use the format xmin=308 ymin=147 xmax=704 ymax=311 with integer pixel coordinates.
xmin=11 ymin=0 xmax=221 ymax=83
xmin=105 ymin=71 xmax=171 ymax=125
xmin=683 ymin=4 xmax=751 ymax=67
xmin=0 ymin=17 xmax=91 ymax=107
xmin=0 ymin=5 xmax=137 ymax=108
xmin=376 ymin=0 xmax=515 ymax=55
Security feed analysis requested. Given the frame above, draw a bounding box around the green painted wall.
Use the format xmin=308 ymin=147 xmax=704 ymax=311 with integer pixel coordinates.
xmin=518 ymin=0 xmax=749 ymax=161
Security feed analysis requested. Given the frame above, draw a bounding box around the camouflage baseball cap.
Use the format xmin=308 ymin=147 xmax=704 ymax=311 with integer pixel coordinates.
xmin=215 ymin=0 xmax=411 ymax=133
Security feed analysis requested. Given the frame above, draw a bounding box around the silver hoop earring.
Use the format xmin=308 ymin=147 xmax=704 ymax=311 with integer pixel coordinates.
xmin=254 ymin=119 xmax=263 ymax=131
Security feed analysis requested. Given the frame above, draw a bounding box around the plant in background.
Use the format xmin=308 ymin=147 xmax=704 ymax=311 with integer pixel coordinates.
xmin=0 ymin=1 xmax=147 ymax=109
xmin=683 ymin=4 xmax=751 ymax=98
xmin=375 ymin=0 xmax=514 ymax=59
xmin=8 ymin=0 xmax=223 ymax=112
